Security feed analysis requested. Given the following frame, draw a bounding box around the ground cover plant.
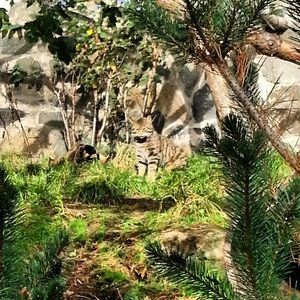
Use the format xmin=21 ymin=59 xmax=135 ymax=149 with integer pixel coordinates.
xmin=0 ymin=150 xmax=230 ymax=299
xmin=0 ymin=142 xmax=292 ymax=299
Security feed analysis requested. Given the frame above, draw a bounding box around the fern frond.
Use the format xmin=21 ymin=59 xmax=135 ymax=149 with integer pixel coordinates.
xmin=145 ymin=241 xmax=236 ymax=300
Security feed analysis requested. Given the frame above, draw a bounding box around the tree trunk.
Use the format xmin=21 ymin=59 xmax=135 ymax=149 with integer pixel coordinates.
xmin=142 ymin=42 xmax=160 ymax=116
xmin=215 ymin=57 xmax=300 ymax=173
xmin=204 ymin=66 xmax=235 ymax=121
xmin=97 ymin=77 xmax=112 ymax=145
xmin=91 ymin=89 xmax=99 ymax=147
xmin=122 ymin=86 xmax=130 ymax=144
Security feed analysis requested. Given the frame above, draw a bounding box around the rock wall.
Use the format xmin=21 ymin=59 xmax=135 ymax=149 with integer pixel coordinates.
xmin=0 ymin=1 xmax=300 ymax=158
xmin=257 ymin=33 xmax=300 ymax=151
xmin=0 ymin=1 xmax=96 ymax=157
xmin=154 ymin=56 xmax=218 ymax=153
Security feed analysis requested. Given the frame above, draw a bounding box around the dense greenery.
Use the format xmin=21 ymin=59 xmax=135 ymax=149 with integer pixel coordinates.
xmin=0 ymin=1 xmax=299 ymax=299
xmin=146 ymin=114 xmax=300 ymax=299
xmin=0 ymin=151 xmax=230 ymax=299
xmin=0 ymin=141 xmax=292 ymax=299
xmin=0 ymin=161 xmax=69 ymax=300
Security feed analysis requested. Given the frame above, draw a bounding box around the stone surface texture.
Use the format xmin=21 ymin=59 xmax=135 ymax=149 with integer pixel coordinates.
xmin=0 ymin=1 xmax=300 ymax=157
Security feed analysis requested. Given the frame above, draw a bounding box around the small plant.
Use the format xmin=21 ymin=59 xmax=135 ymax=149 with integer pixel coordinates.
xmin=70 ymin=219 xmax=88 ymax=244
xmin=101 ymin=268 xmax=129 ymax=284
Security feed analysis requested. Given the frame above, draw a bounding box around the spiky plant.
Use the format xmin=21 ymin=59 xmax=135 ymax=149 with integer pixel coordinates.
xmin=23 ymin=228 xmax=70 ymax=300
xmin=0 ymin=163 xmax=26 ymax=299
xmin=0 ymin=164 xmax=20 ymax=269
xmin=146 ymin=241 xmax=236 ymax=299
xmin=145 ymin=114 xmax=300 ymax=299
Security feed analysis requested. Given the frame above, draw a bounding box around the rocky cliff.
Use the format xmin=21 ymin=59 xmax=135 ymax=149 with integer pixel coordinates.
xmin=0 ymin=1 xmax=299 ymax=158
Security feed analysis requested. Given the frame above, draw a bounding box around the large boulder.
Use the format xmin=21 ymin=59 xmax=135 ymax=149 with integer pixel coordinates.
xmin=0 ymin=125 xmax=67 ymax=158
xmin=160 ymin=224 xmax=230 ymax=266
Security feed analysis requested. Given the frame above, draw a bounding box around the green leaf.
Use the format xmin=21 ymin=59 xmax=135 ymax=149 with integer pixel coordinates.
xmin=100 ymin=30 xmax=109 ymax=39
xmin=0 ymin=8 xmax=9 ymax=23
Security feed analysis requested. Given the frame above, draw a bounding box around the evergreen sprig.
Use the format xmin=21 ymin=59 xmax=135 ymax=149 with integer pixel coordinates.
xmin=146 ymin=114 xmax=300 ymax=299
xmin=127 ymin=0 xmax=189 ymax=58
xmin=204 ymin=114 xmax=300 ymax=299
xmin=285 ymin=0 xmax=300 ymax=30
xmin=145 ymin=241 xmax=236 ymax=300
xmin=25 ymin=228 xmax=70 ymax=300
xmin=184 ymin=0 xmax=276 ymax=56
xmin=0 ymin=164 xmax=25 ymax=299
xmin=128 ymin=0 xmax=276 ymax=58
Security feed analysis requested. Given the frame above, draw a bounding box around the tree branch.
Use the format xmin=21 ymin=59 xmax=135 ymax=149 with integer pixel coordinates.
xmin=246 ymin=31 xmax=300 ymax=64
xmin=155 ymin=0 xmax=300 ymax=65
xmin=214 ymin=57 xmax=300 ymax=173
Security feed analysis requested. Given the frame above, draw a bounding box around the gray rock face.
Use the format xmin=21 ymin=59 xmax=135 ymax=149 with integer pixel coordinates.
xmin=0 ymin=125 xmax=66 ymax=158
xmin=160 ymin=224 xmax=228 ymax=262
xmin=0 ymin=2 xmax=95 ymax=157
xmin=155 ymin=59 xmax=218 ymax=153
xmin=0 ymin=1 xmax=300 ymax=157
xmin=257 ymin=54 xmax=300 ymax=150
xmin=160 ymin=224 xmax=237 ymax=289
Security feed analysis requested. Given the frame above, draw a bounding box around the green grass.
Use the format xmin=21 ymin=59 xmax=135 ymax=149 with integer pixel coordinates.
xmin=0 ymin=149 xmax=292 ymax=299
xmin=69 ymin=218 xmax=88 ymax=244
xmin=100 ymin=268 xmax=129 ymax=283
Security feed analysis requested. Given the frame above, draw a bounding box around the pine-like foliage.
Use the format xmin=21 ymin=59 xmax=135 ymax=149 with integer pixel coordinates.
xmin=0 ymin=163 xmax=70 ymax=299
xmin=24 ymin=228 xmax=70 ymax=300
xmin=146 ymin=114 xmax=300 ymax=299
xmin=285 ymin=0 xmax=300 ymax=30
xmin=128 ymin=0 xmax=276 ymax=59
xmin=206 ymin=115 xmax=300 ymax=298
xmin=0 ymin=163 xmax=25 ymax=299
xmin=127 ymin=0 xmax=189 ymax=58
xmin=145 ymin=241 xmax=236 ymax=299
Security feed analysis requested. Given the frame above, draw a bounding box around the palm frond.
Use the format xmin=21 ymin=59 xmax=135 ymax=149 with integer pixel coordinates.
xmin=145 ymin=241 xmax=236 ymax=300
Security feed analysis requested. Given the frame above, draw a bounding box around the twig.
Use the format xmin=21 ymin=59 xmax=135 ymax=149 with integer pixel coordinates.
xmin=91 ymin=88 xmax=99 ymax=147
xmin=117 ymin=288 xmax=124 ymax=300
xmin=142 ymin=41 xmax=159 ymax=116
xmin=97 ymin=73 xmax=119 ymax=145
xmin=3 ymin=66 xmax=29 ymax=148
xmin=53 ymin=87 xmax=71 ymax=150
xmin=122 ymin=85 xmax=130 ymax=143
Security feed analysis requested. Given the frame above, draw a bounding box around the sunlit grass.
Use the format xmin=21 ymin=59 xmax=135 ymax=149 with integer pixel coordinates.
xmin=0 ymin=148 xmax=292 ymax=299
